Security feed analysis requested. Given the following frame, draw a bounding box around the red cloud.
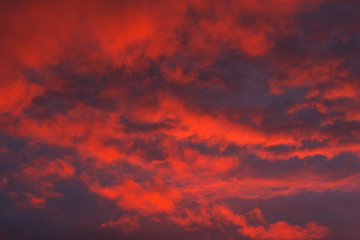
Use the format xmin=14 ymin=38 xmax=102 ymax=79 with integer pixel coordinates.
xmin=240 ymin=222 xmax=328 ymax=240
xmin=90 ymin=178 xmax=181 ymax=215
xmin=0 ymin=0 xmax=359 ymax=239
xmin=101 ymin=215 xmax=141 ymax=233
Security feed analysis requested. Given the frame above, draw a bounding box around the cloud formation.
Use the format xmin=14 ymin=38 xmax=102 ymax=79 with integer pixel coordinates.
xmin=0 ymin=0 xmax=359 ymax=239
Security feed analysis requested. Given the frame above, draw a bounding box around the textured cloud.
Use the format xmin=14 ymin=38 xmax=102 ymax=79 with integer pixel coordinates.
xmin=0 ymin=0 xmax=359 ymax=239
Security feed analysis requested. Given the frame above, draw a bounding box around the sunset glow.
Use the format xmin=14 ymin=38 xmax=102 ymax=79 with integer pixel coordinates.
xmin=0 ymin=0 xmax=360 ymax=239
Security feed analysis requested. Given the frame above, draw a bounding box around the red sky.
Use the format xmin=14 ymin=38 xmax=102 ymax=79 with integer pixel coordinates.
xmin=0 ymin=0 xmax=360 ymax=239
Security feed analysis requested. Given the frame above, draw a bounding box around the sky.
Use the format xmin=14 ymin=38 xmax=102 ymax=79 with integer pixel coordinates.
xmin=0 ymin=0 xmax=359 ymax=239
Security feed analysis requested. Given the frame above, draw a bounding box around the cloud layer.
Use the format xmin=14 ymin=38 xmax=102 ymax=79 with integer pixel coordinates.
xmin=0 ymin=0 xmax=359 ymax=239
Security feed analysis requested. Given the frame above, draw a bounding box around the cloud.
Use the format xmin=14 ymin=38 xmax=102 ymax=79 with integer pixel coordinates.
xmin=101 ymin=215 xmax=141 ymax=233
xmin=0 ymin=0 xmax=359 ymax=239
